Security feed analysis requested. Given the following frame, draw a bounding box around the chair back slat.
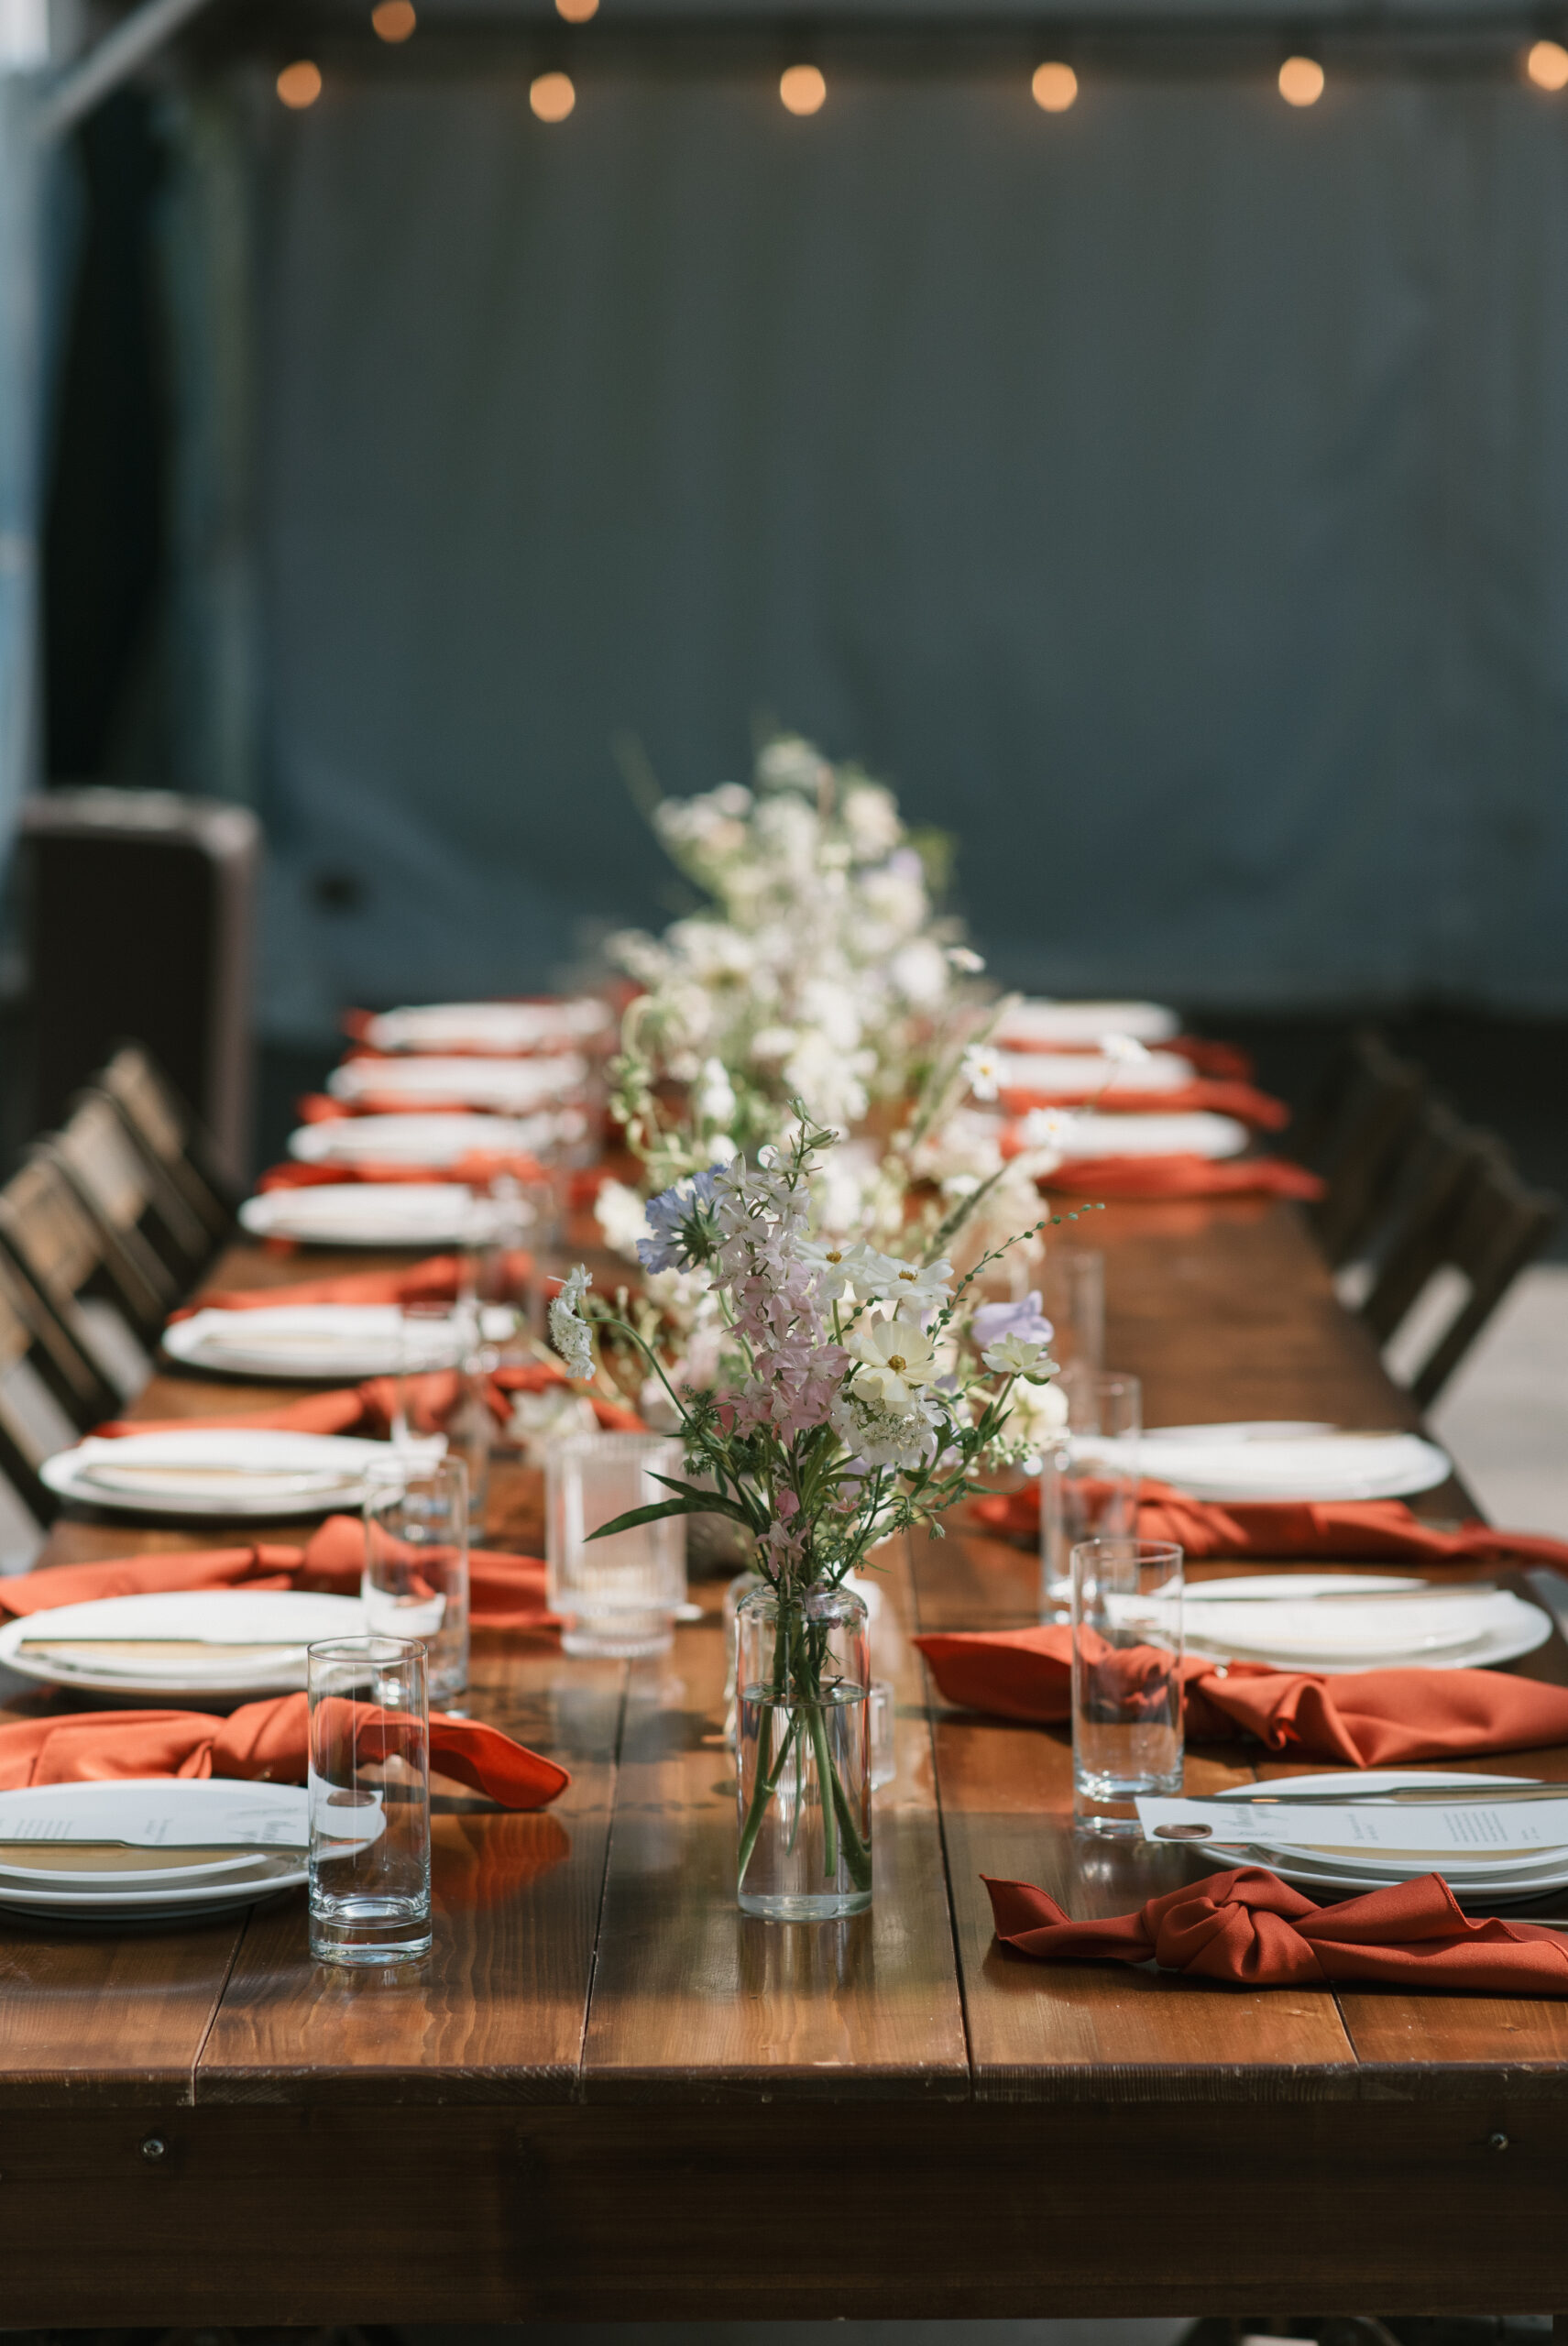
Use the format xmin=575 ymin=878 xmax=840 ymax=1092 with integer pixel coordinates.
xmin=100 ymin=1044 xmax=235 ymax=1240
xmin=0 ymin=1267 xmax=81 ymax=1525
xmin=1297 ymin=1031 xmax=1429 ymax=1268
xmin=0 ymin=1160 xmax=158 ymax=1397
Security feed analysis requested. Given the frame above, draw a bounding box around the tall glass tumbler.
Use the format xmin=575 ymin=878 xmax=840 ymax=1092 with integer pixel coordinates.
xmin=1070 ymin=1538 xmax=1184 ymax=1835
xmin=546 ymin=1431 xmax=687 ymax=1658
xmin=1039 ymin=1366 xmax=1141 ymax=1614
xmin=1041 ymin=1247 xmax=1105 ymax=1376
xmin=308 ymin=1634 xmax=431 ymax=1965
xmin=362 ymin=1455 xmax=470 ymax=1706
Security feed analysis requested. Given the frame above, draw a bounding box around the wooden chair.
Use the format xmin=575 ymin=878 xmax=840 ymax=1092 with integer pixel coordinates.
xmin=0 ymin=1157 xmax=157 ymax=1401
xmin=98 ymin=1043 xmax=236 ymax=1246
xmin=1294 ymin=1030 xmax=1430 ymax=1268
xmin=45 ymin=1093 xmax=193 ymax=1302
xmin=0 ymin=1255 xmax=92 ymax=1532
xmin=1361 ymin=1105 xmax=1562 ymax=1405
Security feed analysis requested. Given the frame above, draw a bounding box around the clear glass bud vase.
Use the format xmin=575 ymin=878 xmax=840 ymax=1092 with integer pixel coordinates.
xmin=735 ymin=1584 xmax=872 ymax=1921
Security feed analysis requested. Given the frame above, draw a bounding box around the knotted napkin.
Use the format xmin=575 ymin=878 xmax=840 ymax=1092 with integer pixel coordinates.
xmin=913 ymin=1620 xmax=1568 ymax=1766
xmin=1033 ymin=1154 xmax=1324 ymax=1201
xmin=93 ymin=1361 xmax=644 ymax=1443
xmin=1000 ymin=1078 xmax=1289 ymax=1129
xmin=968 ymin=1479 xmax=1568 ymax=1569
xmin=171 ymin=1250 xmax=530 ymax=1318
xmin=0 ymin=1693 xmax=569 ymax=1807
xmin=983 ymin=1866 xmax=1568 ymax=1994
xmin=0 ymin=1513 xmax=557 ymax=1636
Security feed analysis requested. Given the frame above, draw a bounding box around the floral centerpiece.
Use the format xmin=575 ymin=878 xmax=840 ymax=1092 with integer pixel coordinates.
xmin=550 ymin=1113 xmax=1057 ymax=1920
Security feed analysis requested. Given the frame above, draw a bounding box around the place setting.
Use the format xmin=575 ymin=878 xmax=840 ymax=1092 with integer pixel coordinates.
xmin=0 ymin=1780 xmax=314 ymax=1930
xmin=324 ymin=1052 xmax=590 ymax=1113
xmin=238 ymin=1178 xmax=518 ymax=1248
xmin=38 ymin=1426 xmax=445 ymax=1519
xmin=162 ymin=1299 xmax=518 ymax=1381
xmin=287 ymin=1108 xmax=586 ymax=1168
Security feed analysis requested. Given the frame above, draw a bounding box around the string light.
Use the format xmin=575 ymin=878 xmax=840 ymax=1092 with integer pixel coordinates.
xmin=370 ymin=0 xmax=415 ymax=38
xmin=1278 ymin=53 xmax=1325 ymax=104
xmin=556 ymin=0 xmax=599 ymax=20
xmin=276 ymin=60 xmax=323 ymax=106
xmin=779 ymin=63 xmax=827 ymax=114
xmin=1528 ymin=37 xmax=1568 ymax=85
xmin=1031 ymin=60 xmax=1078 ymax=110
xmin=530 ymin=69 xmax=576 ymax=119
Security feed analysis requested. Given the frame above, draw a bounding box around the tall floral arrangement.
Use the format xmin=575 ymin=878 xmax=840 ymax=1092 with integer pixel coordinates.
xmin=552 ymin=1115 xmax=1057 ymax=1914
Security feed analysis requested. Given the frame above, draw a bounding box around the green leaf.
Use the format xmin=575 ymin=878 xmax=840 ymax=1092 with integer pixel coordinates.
xmin=584 ymin=1476 xmax=762 ymax=1542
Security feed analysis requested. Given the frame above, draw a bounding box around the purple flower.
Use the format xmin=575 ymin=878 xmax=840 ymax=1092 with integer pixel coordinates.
xmin=637 ymin=1165 xmax=726 ymax=1273
xmin=970 ymin=1292 xmax=1054 ymax=1351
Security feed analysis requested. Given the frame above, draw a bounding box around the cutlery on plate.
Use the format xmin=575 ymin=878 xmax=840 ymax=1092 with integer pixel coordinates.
xmin=0 ymin=1836 xmax=307 ymax=1854
xmin=1187 ymin=1582 xmax=1497 ymax=1603
xmin=1176 ymin=1782 xmax=1568 ymax=1806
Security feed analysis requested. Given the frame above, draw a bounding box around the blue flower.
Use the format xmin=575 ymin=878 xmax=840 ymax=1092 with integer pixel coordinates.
xmin=636 ymin=1165 xmax=727 ymax=1273
xmin=970 ymin=1292 xmax=1054 ymax=1351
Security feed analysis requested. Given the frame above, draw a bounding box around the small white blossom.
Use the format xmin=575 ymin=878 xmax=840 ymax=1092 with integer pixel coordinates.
xmin=948 ymin=946 xmax=985 ymax=973
xmin=1099 ymin=1032 xmax=1152 ymax=1066
xmin=547 ymin=1264 xmax=595 ymax=1381
xmin=594 ymin=1178 xmax=652 ymax=1263
xmin=848 ymin=1316 xmax=940 ymax=1413
xmin=981 ymin=1333 xmax=1058 ymax=1381
xmin=962 ymin=1044 xmax=1003 ymax=1102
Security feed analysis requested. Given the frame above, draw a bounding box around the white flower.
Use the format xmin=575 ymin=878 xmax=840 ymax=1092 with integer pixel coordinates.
xmin=594 ymin=1179 xmax=652 ymax=1263
xmin=962 ymin=1045 xmax=1003 ymax=1102
xmin=849 ymin=1315 xmax=940 ymax=1413
xmin=1099 ymin=1032 xmax=1152 ymax=1066
xmin=948 ymin=946 xmax=985 ymax=973
xmin=695 ymin=1056 xmax=738 ymax=1129
xmin=547 ymin=1264 xmax=595 ymax=1381
xmin=1004 ymin=1374 xmax=1070 ymax=1449
xmin=796 ymin=1234 xmax=869 ymax=1301
xmin=749 ymin=1025 xmax=797 ymax=1066
xmin=830 ymin=1386 xmax=943 ymax=1474
xmin=981 ymin=1333 xmax=1058 ymax=1381
xmin=1019 ymin=1107 xmax=1082 ymax=1152
xmin=854 ymin=1253 xmax=953 ymax=1318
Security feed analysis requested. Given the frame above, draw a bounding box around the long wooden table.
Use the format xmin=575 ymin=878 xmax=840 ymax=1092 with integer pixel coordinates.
xmin=6 ymin=1197 xmax=1568 ymax=2325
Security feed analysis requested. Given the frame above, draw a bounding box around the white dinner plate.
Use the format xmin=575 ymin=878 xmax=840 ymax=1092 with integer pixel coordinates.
xmin=1177 ymin=1772 xmax=1568 ymax=1905
xmin=1181 ymin=1585 xmax=1551 ymax=1674
xmin=0 ymin=1589 xmax=367 ymax=1699
xmin=239 ymin=1183 xmax=511 ymax=1249
xmin=289 ymin=1111 xmax=579 ymax=1168
xmin=1080 ymin=1420 xmax=1453 ymax=1502
xmin=992 ymin=1000 xmax=1181 ymax=1047
xmin=361 ymin=998 xmax=612 ymax=1054
xmin=995 ymin=1050 xmax=1196 ymax=1097
xmin=1014 ymin=1110 xmax=1251 ymax=1161
xmin=0 ymin=1780 xmax=311 ymax=1922
xmin=326 ymin=1054 xmax=587 ymax=1111
xmin=40 ymin=1428 xmax=443 ymax=1519
xmin=163 ymin=1302 xmax=513 ymax=1382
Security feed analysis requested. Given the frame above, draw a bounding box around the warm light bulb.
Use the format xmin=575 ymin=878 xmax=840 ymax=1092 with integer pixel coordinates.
xmin=779 ymin=63 xmax=827 ymax=115
xmin=1278 ymin=54 xmax=1325 ymax=104
xmin=1031 ymin=61 xmax=1078 ymax=111
xmin=371 ymin=1 xmax=416 ymax=38
xmin=530 ymin=69 xmax=576 ymax=120
xmin=556 ymin=0 xmax=599 ymax=20
xmin=1528 ymin=37 xmax=1568 ymax=86
xmin=276 ymin=59 xmax=323 ymax=106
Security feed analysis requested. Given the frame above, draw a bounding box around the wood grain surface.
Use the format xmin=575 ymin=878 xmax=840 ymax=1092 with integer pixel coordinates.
xmin=5 ymin=1205 xmax=1568 ymax=2316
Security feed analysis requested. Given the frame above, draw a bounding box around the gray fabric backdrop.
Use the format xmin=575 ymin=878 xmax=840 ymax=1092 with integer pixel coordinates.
xmin=245 ymin=67 xmax=1568 ymax=1036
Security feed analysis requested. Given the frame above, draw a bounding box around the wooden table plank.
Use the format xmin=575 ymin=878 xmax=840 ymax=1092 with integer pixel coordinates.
xmin=580 ymin=1540 xmax=970 ymax=2099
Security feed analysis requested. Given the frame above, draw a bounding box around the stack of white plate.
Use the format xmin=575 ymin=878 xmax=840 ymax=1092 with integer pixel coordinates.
xmin=288 ymin=1110 xmax=582 ymax=1168
xmin=1141 ymin=1772 xmax=1568 ymax=1905
xmin=994 ymin=1049 xmax=1196 ymax=1097
xmin=1079 ymin=1420 xmax=1454 ymax=1504
xmin=1015 ymin=1109 xmax=1250 ymax=1160
xmin=992 ymin=1000 xmax=1181 ymax=1048
xmin=1182 ymin=1573 xmax=1552 ymax=1673
xmin=0 ymin=1589 xmax=367 ymax=1699
xmin=39 ymin=1428 xmax=444 ymax=1518
xmin=164 ymin=1301 xmax=514 ymax=1382
xmin=0 ymin=1780 xmax=312 ymax=1927
xmin=239 ymin=1182 xmax=512 ymax=1249
xmin=326 ymin=1054 xmax=587 ymax=1112
xmin=360 ymin=999 xmax=612 ymax=1054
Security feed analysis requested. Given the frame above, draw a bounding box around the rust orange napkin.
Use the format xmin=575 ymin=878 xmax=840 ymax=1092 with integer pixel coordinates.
xmin=913 ymin=1620 xmax=1568 ymax=1765
xmin=257 ymin=1156 xmax=548 ymax=1191
xmin=0 ymin=1514 xmax=557 ymax=1636
xmin=983 ymin=1866 xmax=1568 ymax=1993
xmin=1000 ymin=1078 xmax=1289 ymax=1129
xmin=0 ymin=1694 xmax=568 ymax=1808
xmin=172 ymin=1250 xmax=530 ymax=1317
xmin=1032 ymin=1153 xmax=1324 ymax=1201
xmin=96 ymin=1362 xmax=645 ymax=1443
xmin=968 ymin=1481 xmax=1568 ymax=1570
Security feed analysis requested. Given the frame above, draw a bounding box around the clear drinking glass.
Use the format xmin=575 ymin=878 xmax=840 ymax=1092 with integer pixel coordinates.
xmin=362 ymin=1454 xmax=470 ymax=1707
xmin=869 ymin=1680 xmax=897 ymax=1792
xmin=546 ymin=1431 xmax=687 ymax=1658
xmin=1039 ymin=1365 xmax=1141 ymax=1614
xmin=308 ymin=1634 xmax=431 ymax=1965
xmin=735 ymin=1584 xmax=872 ymax=1921
xmin=1041 ymin=1247 xmax=1105 ymax=1376
xmin=391 ymin=1298 xmax=463 ymax=1447
xmin=1070 ymin=1537 xmax=1184 ymax=1836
